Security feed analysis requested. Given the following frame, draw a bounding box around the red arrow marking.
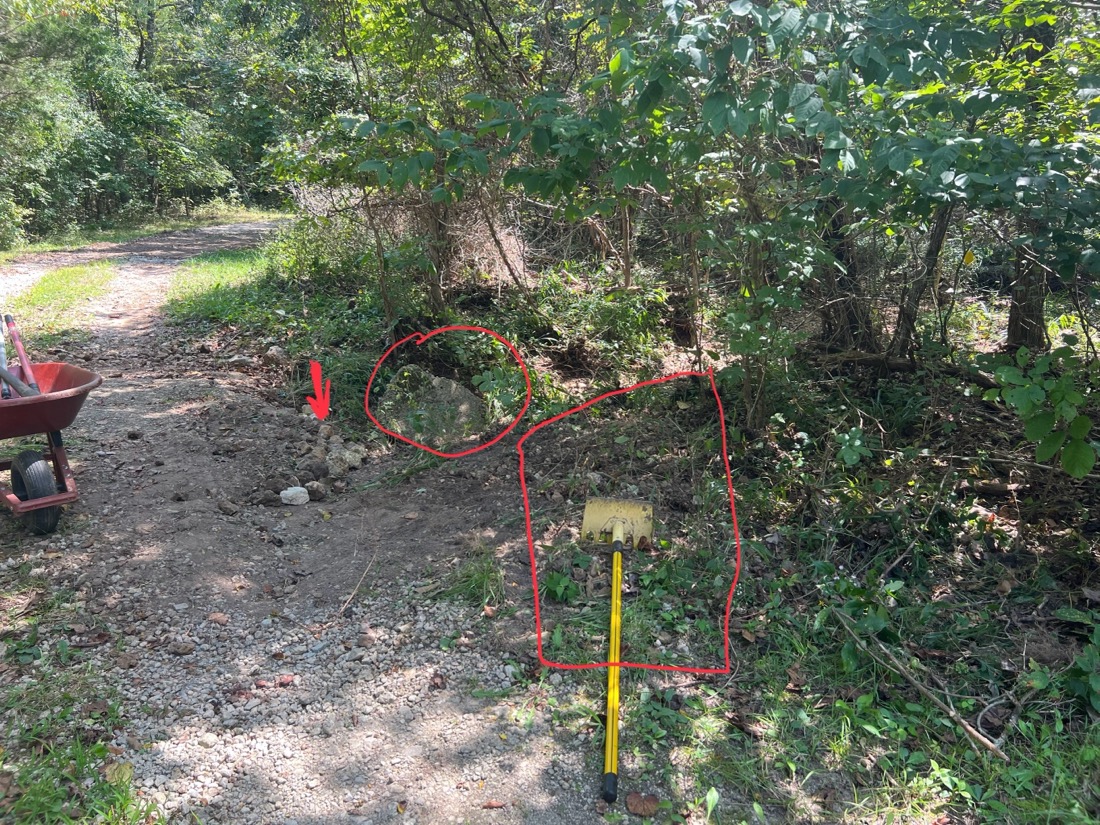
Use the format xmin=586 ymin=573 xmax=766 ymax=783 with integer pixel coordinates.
xmin=307 ymin=360 xmax=331 ymax=420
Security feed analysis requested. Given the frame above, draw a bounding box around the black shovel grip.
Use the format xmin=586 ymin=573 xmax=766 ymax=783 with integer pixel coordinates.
xmin=601 ymin=772 xmax=618 ymax=803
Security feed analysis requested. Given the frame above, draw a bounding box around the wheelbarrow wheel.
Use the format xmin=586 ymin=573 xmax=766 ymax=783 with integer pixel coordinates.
xmin=11 ymin=450 xmax=61 ymax=535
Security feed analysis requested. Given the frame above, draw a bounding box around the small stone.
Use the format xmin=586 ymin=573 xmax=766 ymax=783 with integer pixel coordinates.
xmin=262 ymin=345 xmax=289 ymax=366
xmin=280 ymin=487 xmax=310 ymax=506
xmin=296 ymin=459 xmax=329 ymax=481
xmin=115 ymin=653 xmax=139 ymax=669
xmin=224 ymin=354 xmax=256 ymax=369
xmin=198 ymin=732 xmax=219 ymax=748
xmin=217 ymin=500 xmax=240 ymax=516
xmin=326 ymin=453 xmax=350 ymax=480
xmin=173 ymin=602 xmax=190 ymax=612
xmin=253 ymin=489 xmax=280 ymax=506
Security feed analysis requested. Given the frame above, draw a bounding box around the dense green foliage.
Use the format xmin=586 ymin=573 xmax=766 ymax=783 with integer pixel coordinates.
xmin=0 ymin=0 xmax=353 ymax=238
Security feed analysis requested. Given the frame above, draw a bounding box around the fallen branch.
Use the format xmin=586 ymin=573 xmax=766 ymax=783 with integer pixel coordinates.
xmin=831 ymin=607 xmax=1010 ymax=762
xmin=809 ymin=349 xmax=999 ymax=390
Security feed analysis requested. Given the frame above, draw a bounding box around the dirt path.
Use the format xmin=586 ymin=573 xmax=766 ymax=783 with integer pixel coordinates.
xmin=0 ymin=225 xmax=628 ymax=825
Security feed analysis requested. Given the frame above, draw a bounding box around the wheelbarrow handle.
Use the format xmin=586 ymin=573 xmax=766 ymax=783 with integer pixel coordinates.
xmin=3 ymin=314 xmax=38 ymax=392
xmin=0 ymin=363 xmax=38 ymax=397
xmin=0 ymin=328 xmax=9 ymax=399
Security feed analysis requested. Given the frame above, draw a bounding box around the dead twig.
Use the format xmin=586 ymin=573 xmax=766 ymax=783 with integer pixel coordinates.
xmin=831 ymin=607 xmax=1010 ymax=762
xmin=331 ymin=543 xmax=380 ymax=623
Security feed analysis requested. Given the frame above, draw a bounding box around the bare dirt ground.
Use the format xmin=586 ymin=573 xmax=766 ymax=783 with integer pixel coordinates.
xmin=0 ymin=225 xmax=703 ymax=825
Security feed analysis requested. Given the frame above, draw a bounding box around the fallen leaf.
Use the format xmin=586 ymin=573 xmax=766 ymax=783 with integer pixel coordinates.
xmin=785 ymin=665 xmax=806 ymax=691
xmin=625 ymin=792 xmax=660 ymax=817
xmin=104 ymin=762 xmax=133 ymax=784
xmin=482 ymin=800 xmax=506 ymax=809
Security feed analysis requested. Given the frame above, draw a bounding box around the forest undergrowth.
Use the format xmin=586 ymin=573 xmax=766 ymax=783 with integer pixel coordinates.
xmin=162 ymin=214 xmax=1100 ymax=823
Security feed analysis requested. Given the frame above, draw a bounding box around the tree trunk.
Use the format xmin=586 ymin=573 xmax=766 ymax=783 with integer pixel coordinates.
xmin=621 ymin=199 xmax=632 ymax=289
xmin=890 ymin=202 xmax=953 ymax=357
xmin=1007 ymin=236 xmax=1049 ymax=351
xmin=818 ymin=198 xmax=879 ymax=352
xmin=424 ymin=200 xmax=448 ymax=314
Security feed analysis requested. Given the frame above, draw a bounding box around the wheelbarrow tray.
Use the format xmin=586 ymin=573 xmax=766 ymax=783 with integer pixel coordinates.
xmin=0 ymin=362 xmax=103 ymax=439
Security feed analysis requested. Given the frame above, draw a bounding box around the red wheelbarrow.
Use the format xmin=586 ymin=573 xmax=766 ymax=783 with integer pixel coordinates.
xmin=0 ymin=349 xmax=103 ymax=534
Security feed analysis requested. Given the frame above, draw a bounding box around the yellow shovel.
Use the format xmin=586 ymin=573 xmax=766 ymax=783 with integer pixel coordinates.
xmin=581 ymin=497 xmax=654 ymax=804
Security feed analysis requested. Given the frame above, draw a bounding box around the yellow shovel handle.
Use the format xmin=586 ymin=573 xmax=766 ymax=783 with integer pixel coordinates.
xmin=602 ymin=533 xmax=624 ymax=803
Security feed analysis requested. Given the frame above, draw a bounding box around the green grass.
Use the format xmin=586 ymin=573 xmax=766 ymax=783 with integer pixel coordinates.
xmin=11 ymin=260 xmax=115 ymax=340
xmin=0 ymin=560 xmax=158 ymax=824
xmin=168 ymin=248 xmax=265 ymax=303
xmin=443 ymin=541 xmax=506 ymax=607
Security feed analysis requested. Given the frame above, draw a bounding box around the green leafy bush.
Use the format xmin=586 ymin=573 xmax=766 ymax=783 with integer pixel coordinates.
xmin=980 ymin=344 xmax=1098 ymax=478
xmin=1065 ymin=626 xmax=1100 ymax=714
xmin=0 ymin=194 xmax=28 ymax=250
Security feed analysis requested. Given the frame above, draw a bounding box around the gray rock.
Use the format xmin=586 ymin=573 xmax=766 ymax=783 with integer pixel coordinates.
xmin=373 ymin=365 xmax=487 ymax=450
xmin=223 ymin=354 xmax=257 ymax=369
xmin=280 ymin=487 xmax=310 ymax=506
xmin=262 ymin=345 xmax=289 ymax=366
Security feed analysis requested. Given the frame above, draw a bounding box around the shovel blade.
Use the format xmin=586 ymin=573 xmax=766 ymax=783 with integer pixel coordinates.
xmin=581 ymin=498 xmax=653 ymax=546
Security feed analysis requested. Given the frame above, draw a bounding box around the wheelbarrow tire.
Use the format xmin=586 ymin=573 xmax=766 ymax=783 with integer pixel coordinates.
xmin=11 ymin=450 xmax=61 ymax=535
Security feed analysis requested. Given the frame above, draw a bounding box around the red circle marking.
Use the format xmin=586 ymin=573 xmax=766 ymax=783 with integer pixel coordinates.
xmin=364 ymin=325 xmax=532 ymax=459
xmin=516 ymin=368 xmax=742 ymax=674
